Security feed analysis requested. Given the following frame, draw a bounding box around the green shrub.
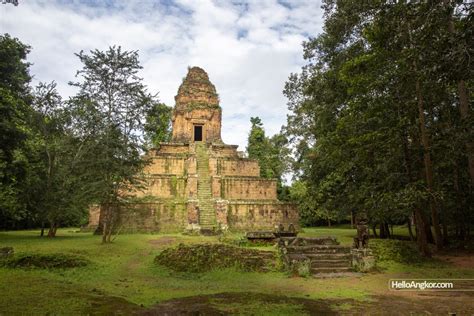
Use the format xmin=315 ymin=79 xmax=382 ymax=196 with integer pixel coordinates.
xmin=369 ymin=239 xmax=425 ymax=264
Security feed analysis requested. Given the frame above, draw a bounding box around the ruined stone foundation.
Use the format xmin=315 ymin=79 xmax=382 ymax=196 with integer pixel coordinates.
xmin=87 ymin=67 xmax=298 ymax=233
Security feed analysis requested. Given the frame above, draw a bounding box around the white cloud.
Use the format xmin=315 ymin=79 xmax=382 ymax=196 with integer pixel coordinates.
xmin=0 ymin=0 xmax=324 ymax=150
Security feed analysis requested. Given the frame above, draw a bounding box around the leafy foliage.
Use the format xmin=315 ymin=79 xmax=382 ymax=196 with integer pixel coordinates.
xmin=144 ymin=102 xmax=172 ymax=147
xmin=369 ymin=239 xmax=427 ymax=264
xmin=284 ymin=1 xmax=473 ymax=253
xmin=68 ymin=46 xmax=158 ymax=242
xmin=246 ymin=117 xmax=291 ymax=199
xmin=0 ymin=34 xmax=33 ymax=227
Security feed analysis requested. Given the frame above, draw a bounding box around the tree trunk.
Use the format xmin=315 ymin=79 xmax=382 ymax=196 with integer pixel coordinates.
xmin=47 ymin=222 xmax=57 ymax=237
xmin=442 ymin=221 xmax=448 ymax=246
xmin=372 ymin=224 xmax=378 ymax=238
xmin=101 ymin=203 xmax=117 ymax=243
xmin=407 ymin=216 xmax=415 ymax=241
xmin=350 ymin=210 xmax=354 ymax=229
xmin=444 ymin=0 xmax=474 ymax=187
xmin=457 ymin=80 xmax=474 ymax=186
xmin=413 ymin=212 xmax=419 ymax=239
xmin=414 ymin=209 xmax=431 ymax=257
xmin=40 ymin=221 xmax=45 ymax=237
xmin=106 ymin=229 xmax=112 ymax=243
xmin=102 ymin=221 xmax=108 ymax=244
xmin=327 ymin=217 xmax=331 ymax=227
xmin=379 ymin=223 xmax=387 ymax=239
xmin=102 ymin=204 xmax=109 ymax=244
xmin=415 ymin=75 xmax=443 ymax=250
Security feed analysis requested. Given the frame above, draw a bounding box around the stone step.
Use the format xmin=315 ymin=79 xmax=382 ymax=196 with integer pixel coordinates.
xmin=311 ymin=267 xmax=352 ymax=274
xmin=196 ymin=143 xmax=216 ymax=232
xmin=310 ymin=260 xmax=351 ymax=268
xmin=286 ymin=245 xmax=351 ymax=254
xmin=306 ymin=253 xmax=352 ymax=260
xmin=280 ymin=237 xmax=339 ymax=246
xmin=200 ymin=222 xmax=216 ymax=226
xmin=287 ymin=253 xmax=352 ymax=262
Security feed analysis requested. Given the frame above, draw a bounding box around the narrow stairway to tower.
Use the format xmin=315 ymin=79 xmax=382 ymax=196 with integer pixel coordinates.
xmin=195 ymin=142 xmax=217 ymax=231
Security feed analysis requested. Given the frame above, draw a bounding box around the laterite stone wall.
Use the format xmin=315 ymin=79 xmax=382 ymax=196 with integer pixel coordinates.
xmin=144 ymin=157 xmax=186 ymax=175
xmin=216 ymin=158 xmax=260 ymax=177
xmin=221 ymin=177 xmax=277 ymax=200
xmin=227 ymin=202 xmax=299 ymax=231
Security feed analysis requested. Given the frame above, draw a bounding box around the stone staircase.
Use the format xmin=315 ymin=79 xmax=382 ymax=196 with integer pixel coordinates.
xmin=279 ymin=237 xmax=353 ymax=275
xmin=195 ymin=142 xmax=217 ymax=231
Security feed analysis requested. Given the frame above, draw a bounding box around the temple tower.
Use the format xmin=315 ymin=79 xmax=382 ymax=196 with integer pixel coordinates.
xmin=171 ymin=67 xmax=222 ymax=143
xmin=88 ymin=67 xmax=299 ymax=234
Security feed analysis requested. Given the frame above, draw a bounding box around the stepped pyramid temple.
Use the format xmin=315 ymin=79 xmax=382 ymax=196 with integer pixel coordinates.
xmin=88 ymin=67 xmax=299 ymax=233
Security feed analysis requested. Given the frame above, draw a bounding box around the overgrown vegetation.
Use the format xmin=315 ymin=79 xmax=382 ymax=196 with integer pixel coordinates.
xmin=1 ymin=253 xmax=89 ymax=269
xmin=1 ymin=228 xmax=472 ymax=314
xmin=155 ymin=243 xmax=275 ymax=273
xmin=369 ymin=239 xmax=428 ymax=264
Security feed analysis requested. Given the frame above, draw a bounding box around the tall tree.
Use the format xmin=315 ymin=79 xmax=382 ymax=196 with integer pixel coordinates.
xmin=0 ymin=34 xmax=33 ymax=228
xmin=284 ymin=1 xmax=472 ymax=255
xmin=144 ymin=102 xmax=172 ymax=148
xmin=68 ymin=46 xmax=157 ymax=243
xmin=247 ymin=117 xmax=272 ymax=177
xmin=246 ymin=117 xmax=291 ymax=199
xmin=31 ymin=81 xmax=89 ymax=237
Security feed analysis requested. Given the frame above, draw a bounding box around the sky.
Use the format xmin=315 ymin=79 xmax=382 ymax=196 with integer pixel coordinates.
xmin=1 ymin=0 xmax=324 ymax=150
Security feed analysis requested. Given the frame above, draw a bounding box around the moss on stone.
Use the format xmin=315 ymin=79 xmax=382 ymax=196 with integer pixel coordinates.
xmin=154 ymin=243 xmax=275 ymax=273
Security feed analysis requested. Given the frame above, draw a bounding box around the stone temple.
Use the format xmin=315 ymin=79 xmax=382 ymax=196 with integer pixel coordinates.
xmin=88 ymin=67 xmax=299 ymax=233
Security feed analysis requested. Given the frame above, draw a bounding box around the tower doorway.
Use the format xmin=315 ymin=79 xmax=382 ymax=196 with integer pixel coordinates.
xmin=194 ymin=125 xmax=203 ymax=142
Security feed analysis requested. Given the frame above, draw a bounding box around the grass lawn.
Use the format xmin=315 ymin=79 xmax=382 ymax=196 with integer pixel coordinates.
xmin=1 ymin=227 xmax=473 ymax=315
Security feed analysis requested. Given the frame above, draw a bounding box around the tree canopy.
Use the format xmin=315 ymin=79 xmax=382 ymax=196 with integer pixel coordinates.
xmin=284 ymin=0 xmax=473 ymax=255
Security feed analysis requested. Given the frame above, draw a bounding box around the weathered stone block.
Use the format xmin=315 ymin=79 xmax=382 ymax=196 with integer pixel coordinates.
xmin=222 ymin=177 xmax=277 ymax=200
xmin=351 ymin=248 xmax=375 ymax=272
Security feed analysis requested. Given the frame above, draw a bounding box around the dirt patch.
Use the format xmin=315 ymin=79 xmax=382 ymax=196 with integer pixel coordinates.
xmin=142 ymin=292 xmax=335 ymax=315
xmin=148 ymin=237 xmax=178 ymax=248
xmin=1 ymin=253 xmax=89 ymax=269
xmin=87 ymin=294 xmax=144 ymax=315
xmin=350 ymin=292 xmax=474 ymax=315
xmin=140 ymin=291 xmax=474 ymax=315
xmin=435 ymin=252 xmax=474 ymax=269
xmin=154 ymin=243 xmax=275 ymax=273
